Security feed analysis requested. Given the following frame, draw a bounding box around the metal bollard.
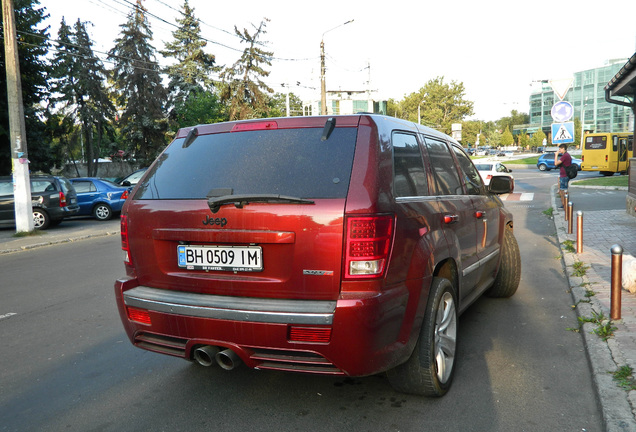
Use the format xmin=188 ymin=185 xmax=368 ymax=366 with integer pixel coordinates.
xmin=611 ymin=245 xmax=623 ymax=320
xmin=564 ymin=192 xmax=569 ymax=221
xmin=567 ymin=202 xmax=573 ymax=234
xmin=576 ymin=211 xmax=583 ymax=254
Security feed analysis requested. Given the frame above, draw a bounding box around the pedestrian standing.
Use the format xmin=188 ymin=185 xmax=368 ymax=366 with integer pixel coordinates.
xmin=554 ymin=143 xmax=572 ymax=209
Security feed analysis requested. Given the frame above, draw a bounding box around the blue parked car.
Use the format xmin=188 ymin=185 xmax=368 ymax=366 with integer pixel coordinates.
xmin=69 ymin=178 xmax=129 ymax=221
xmin=536 ymin=153 xmax=582 ymax=171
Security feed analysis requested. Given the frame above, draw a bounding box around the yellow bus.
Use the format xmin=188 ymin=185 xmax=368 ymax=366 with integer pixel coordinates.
xmin=581 ymin=132 xmax=634 ymax=176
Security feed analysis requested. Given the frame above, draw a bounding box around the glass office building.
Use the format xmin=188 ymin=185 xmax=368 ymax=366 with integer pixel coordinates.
xmin=529 ymin=59 xmax=634 ymax=134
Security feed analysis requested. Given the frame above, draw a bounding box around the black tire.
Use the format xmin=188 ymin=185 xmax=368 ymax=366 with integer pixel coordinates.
xmin=486 ymin=227 xmax=521 ymax=298
xmin=93 ymin=203 xmax=113 ymax=221
xmin=387 ymin=277 xmax=458 ymax=396
xmin=32 ymin=208 xmax=50 ymax=230
xmin=538 ymin=164 xmax=548 ymax=171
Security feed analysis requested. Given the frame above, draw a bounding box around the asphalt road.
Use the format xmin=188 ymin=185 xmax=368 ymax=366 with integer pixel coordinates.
xmin=0 ymin=168 xmax=608 ymax=431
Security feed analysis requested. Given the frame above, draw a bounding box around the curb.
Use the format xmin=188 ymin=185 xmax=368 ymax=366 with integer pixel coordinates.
xmin=0 ymin=230 xmax=119 ymax=255
xmin=551 ymin=184 xmax=636 ymax=431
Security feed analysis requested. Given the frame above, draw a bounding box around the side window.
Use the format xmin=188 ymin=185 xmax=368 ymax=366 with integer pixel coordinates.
xmin=424 ymin=138 xmax=463 ymax=195
xmin=451 ymin=145 xmax=483 ymax=195
xmin=392 ymin=132 xmax=428 ymax=197
xmin=0 ymin=180 xmax=13 ymax=196
xmin=73 ymin=181 xmax=94 ymax=193
xmin=31 ymin=180 xmax=56 ymax=193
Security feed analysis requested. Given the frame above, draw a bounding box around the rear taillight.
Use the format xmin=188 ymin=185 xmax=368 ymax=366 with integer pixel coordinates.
xmin=121 ymin=190 xmax=129 ymax=200
xmin=127 ymin=307 xmax=151 ymax=325
xmin=121 ymin=215 xmax=130 ymax=264
xmin=344 ymin=215 xmax=394 ymax=279
xmin=288 ymin=326 xmax=332 ymax=343
xmin=59 ymin=191 xmax=67 ymax=207
xmin=486 ymin=174 xmax=492 ymax=180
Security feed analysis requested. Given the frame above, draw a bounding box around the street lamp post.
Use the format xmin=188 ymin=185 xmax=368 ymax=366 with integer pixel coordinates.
xmin=417 ymin=97 xmax=427 ymax=124
xmin=580 ymin=97 xmax=589 ymax=148
xmin=320 ymin=20 xmax=354 ymax=115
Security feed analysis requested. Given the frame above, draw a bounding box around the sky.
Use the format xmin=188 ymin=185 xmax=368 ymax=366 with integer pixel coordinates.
xmin=40 ymin=0 xmax=636 ymax=121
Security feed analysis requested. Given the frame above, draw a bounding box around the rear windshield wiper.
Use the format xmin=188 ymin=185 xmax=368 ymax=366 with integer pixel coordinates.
xmin=208 ymin=194 xmax=315 ymax=213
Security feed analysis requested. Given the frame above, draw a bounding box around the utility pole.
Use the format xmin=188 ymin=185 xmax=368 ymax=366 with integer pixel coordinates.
xmin=2 ymin=0 xmax=34 ymax=232
xmin=320 ymin=20 xmax=353 ymax=116
xmin=320 ymin=40 xmax=326 ymax=115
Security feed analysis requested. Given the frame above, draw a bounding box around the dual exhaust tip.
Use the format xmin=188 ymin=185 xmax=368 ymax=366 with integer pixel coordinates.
xmin=193 ymin=345 xmax=242 ymax=370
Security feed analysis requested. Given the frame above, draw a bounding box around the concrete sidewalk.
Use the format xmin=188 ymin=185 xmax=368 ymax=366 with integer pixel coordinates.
xmin=554 ymin=184 xmax=636 ymax=431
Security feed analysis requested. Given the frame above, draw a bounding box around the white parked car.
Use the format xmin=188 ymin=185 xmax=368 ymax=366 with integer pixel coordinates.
xmin=475 ymin=162 xmax=514 ymax=191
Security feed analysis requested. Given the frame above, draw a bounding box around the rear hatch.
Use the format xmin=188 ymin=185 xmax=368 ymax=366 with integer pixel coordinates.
xmin=126 ymin=117 xmax=361 ymax=301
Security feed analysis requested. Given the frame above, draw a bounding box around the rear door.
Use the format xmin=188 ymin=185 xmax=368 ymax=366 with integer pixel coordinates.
xmin=450 ymin=145 xmax=501 ymax=286
xmin=422 ymin=137 xmax=480 ymax=301
xmin=72 ymin=180 xmax=98 ymax=213
xmin=127 ymin=119 xmax=360 ymax=301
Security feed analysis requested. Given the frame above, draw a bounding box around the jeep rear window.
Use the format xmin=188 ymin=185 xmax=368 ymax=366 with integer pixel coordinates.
xmin=135 ymin=127 xmax=358 ymax=200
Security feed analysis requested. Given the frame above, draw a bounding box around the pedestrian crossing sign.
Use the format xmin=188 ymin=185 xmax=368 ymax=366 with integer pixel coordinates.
xmin=551 ymin=122 xmax=575 ymax=144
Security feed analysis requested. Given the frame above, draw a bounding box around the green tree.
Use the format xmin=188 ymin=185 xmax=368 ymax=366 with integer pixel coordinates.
xmin=168 ymin=91 xmax=225 ymax=138
xmin=50 ymin=19 xmax=116 ymax=176
xmin=0 ymin=0 xmax=52 ymax=174
xmin=501 ymin=126 xmax=513 ymax=147
xmin=220 ymin=18 xmax=273 ymax=120
xmin=268 ymin=91 xmax=303 ymax=117
xmin=161 ymin=0 xmax=220 ymax=118
xmin=421 ymin=77 xmax=474 ymax=133
xmin=399 ymin=77 xmax=474 ymax=134
xmin=461 ymin=120 xmax=482 ymax=148
xmin=108 ymin=0 xmax=167 ymax=166
xmin=531 ymin=129 xmax=547 ymax=148
xmin=386 ymin=98 xmax=404 ymax=119
xmin=497 ymin=110 xmax=529 ymax=135
xmin=573 ymin=116 xmax=582 ymax=149
xmin=518 ymin=129 xmax=529 ymax=149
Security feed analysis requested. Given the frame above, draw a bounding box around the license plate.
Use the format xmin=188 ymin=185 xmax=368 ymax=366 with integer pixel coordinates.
xmin=177 ymin=245 xmax=263 ymax=272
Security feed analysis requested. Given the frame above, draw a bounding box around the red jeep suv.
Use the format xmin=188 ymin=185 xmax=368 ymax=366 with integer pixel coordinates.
xmin=114 ymin=114 xmax=520 ymax=396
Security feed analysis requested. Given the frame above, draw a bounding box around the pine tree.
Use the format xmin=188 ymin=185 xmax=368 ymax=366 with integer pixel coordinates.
xmin=0 ymin=0 xmax=52 ymax=174
xmin=50 ymin=19 xmax=115 ymax=176
xmin=108 ymin=0 xmax=167 ymax=167
xmin=161 ymin=0 xmax=222 ymax=130
xmin=162 ymin=1 xmax=217 ymax=105
xmin=220 ymin=19 xmax=273 ymax=120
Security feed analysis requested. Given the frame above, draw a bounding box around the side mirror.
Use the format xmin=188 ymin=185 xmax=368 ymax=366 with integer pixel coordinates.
xmin=489 ymin=176 xmax=513 ymax=194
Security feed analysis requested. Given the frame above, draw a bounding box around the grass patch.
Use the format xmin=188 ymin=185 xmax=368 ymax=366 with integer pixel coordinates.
xmin=612 ymin=366 xmax=636 ymax=391
xmin=577 ymin=311 xmax=617 ymax=340
xmin=573 ymin=175 xmax=628 ymax=188
xmin=12 ymin=230 xmax=45 ymax=238
xmin=543 ymin=207 xmax=554 ymax=217
xmin=504 ymin=156 xmax=539 ymax=165
xmin=572 ymin=261 xmax=589 ymax=277
xmin=562 ymin=240 xmax=575 ymax=253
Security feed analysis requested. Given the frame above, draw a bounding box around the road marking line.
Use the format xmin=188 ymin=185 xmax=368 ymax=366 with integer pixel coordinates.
xmin=0 ymin=312 xmax=17 ymax=321
xmin=500 ymin=193 xmax=534 ymax=201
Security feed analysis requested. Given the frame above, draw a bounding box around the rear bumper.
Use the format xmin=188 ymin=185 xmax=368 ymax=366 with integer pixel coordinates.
xmin=114 ymin=277 xmax=414 ymax=376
